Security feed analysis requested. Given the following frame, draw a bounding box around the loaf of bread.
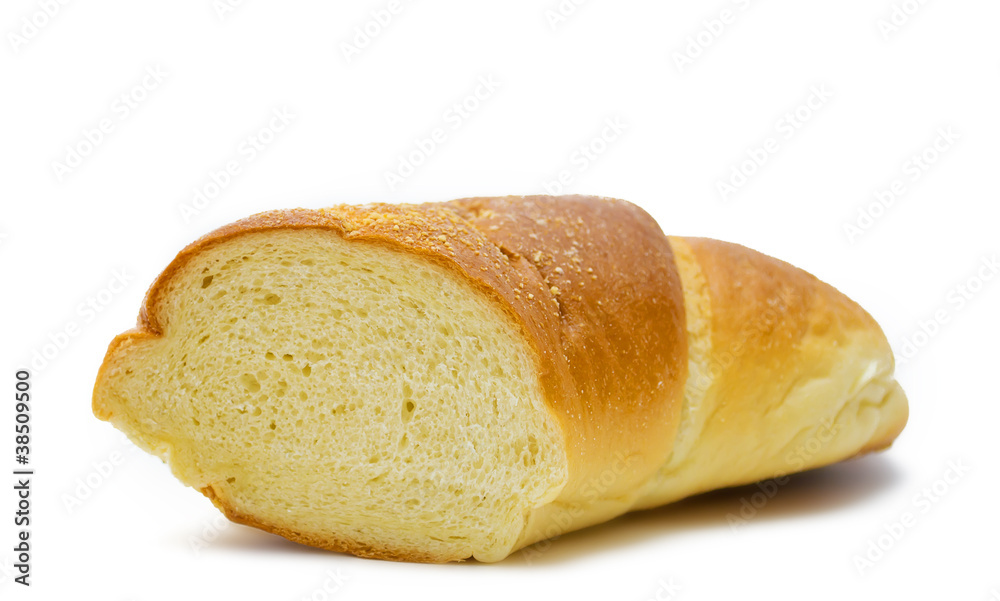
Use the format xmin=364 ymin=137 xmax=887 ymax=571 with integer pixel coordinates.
xmin=92 ymin=195 xmax=908 ymax=562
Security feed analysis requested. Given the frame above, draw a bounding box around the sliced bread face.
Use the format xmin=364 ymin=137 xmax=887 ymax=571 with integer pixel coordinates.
xmin=93 ymin=227 xmax=568 ymax=562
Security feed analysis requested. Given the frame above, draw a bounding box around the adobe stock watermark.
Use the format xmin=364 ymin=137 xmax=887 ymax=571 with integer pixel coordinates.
xmin=190 ymin=513 xmax=232 ymax=556
xmin=212 ymin=0 xmax=249 ymax=21
xmin=726 ymin=417 xmax=842 ymax=531
xmin=340 ymin=0 xmax=414 ymax=63
xmin=383 ymin=74 xmax=500 ymax=191
xmin=519 ymin=452 xmax=637 ymax=563
xmin=7 ymin=0 xmax=72 ymax=55
xmin=641 ymin=576 xmax=683 ymax=601
xmin=716 ymin=84 xmax=833 ymax=202
xmin=895 ymin=253 xmax=997 ymax=367
xmin=0 ymin=559 xmax=13 ymax=589
xmin=25 ymin=268 xmax=133 ymax=374
xmin=178 ymin=105 xmax=295 ymax=223
xmin=688 ymin=296 xmax=788 ymax=396
xmin=852 ymin=459 xmax=970 ymax=575
xmin=843 ymin=126 xmax=959 ymax=244
xmin=0 ymin=555 xmax=18 ymax=590
xmin=51 ymin=65 xmax=168 ymax=182
xmin=296 ymin=568 xmax=350 ymax=601
xmin=876 ymin=0 xmax=931 ymax=42
xmin=672 ymin=0 xmax=755 ymax=73
xmin=543 ymin=0 xmax=591 ymax=31
xmin=541 ymin=116 xmax=627 ymax=195
xmin=62 ymin=434 xmax=143 ymax=515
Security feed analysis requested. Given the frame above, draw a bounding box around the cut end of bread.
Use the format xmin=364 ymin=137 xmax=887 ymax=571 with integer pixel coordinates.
xmin=93 ymin=198 xmax=909 ymax=563
xmin=93 ymin=227 xmax=567 ymax=562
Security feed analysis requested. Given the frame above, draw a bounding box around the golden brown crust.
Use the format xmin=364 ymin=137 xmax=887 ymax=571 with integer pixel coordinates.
xmin=684 ymin=236 xmax=883 ymax=350
xmin=94 ymin=195 xmax=688 ymax=562
xmin=633 ymin=237 xmax=908 ymax=509
xmin=688 ymin=233 xmax=908 ymax=460
xmin=200 ymin=484 xmax=453 ymax=563
xmin=445 ymin=196 xmax=687 ymax=503
xmin=93 ymin=196 xmax=907 ymax=562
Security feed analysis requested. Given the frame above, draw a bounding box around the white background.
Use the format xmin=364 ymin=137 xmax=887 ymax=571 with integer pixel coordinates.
xmin=1 ymin=0 xmax=998 ymax=599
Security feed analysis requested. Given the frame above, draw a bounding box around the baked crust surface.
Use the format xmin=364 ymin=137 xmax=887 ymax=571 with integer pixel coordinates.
xmin=93 ymin=195 xmax=906 ymax=562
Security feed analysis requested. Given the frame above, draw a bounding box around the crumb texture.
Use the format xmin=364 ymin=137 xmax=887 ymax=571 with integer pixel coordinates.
xmin=93 ymin=197 xmax=908 ymax=563
xmin=95 ymin=228 xmax=566 ymax=562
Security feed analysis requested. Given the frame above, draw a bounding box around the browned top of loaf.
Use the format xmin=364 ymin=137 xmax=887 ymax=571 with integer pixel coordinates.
xmin=137 ymin=195 xmax=687 ymax=505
